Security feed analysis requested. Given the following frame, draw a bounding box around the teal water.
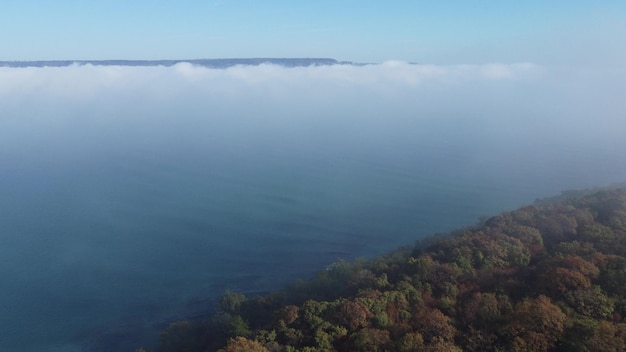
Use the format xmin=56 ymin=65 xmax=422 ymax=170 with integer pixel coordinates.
xmin=2 ymin=118 xmax=622 ymax=351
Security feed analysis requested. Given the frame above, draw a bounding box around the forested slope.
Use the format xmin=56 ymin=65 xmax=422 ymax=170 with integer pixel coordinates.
xmin=137 ymin=188 xmax=626 ymax=352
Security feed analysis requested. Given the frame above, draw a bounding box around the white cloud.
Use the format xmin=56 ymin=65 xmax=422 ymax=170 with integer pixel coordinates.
xmin=0 ymin=61 xmax=543 ymax=101
xmin=0 ymin=61 xmax=623 ymax=158
xmin=0 ymin=62 xmax=550 ymax=134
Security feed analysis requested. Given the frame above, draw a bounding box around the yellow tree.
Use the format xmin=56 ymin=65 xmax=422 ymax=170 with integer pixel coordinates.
xmin=218 ymin=337 xmax=269 ymax=352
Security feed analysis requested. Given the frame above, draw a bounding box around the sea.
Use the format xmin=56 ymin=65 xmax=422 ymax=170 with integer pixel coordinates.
xmin=1 ymin=63 xmax=625 ymax=351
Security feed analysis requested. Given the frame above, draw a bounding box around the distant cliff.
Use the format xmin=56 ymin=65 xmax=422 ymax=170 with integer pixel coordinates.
xmin=0 ymin=58 xmax=355 ymax=68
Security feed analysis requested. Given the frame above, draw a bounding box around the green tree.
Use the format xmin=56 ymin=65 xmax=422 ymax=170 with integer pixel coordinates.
xmin=220 ymin=290 xmax=246 ymax=315
xmin=564 ymin=286 xmax=614 ymax=319
xmin=350 ymin=328 xmax=390 ymax=352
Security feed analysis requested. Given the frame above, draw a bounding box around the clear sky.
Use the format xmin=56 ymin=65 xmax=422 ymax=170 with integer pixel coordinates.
xmin=2 ymin=1 xmax=626 ymax=64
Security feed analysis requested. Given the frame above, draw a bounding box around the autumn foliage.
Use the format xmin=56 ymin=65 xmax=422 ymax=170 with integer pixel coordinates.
xmin=138 ymin=188 xmax=626 ymax=351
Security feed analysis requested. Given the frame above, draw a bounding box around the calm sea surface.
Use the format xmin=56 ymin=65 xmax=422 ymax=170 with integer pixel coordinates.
xmin=2 ymin=132 xmax=621 ymax=352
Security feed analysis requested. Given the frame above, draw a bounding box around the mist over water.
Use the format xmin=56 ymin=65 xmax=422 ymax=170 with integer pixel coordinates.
xmin=1 ymin=62 xmax=625 ymax=351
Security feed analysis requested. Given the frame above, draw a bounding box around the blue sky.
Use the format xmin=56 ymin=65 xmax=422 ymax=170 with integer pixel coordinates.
xmin=2 ymin=1 xmax=626 ymax=64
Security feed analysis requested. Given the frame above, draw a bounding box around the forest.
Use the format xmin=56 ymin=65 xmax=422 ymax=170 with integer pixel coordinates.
xmin=135 ymin=187 xmax=626 ymax=352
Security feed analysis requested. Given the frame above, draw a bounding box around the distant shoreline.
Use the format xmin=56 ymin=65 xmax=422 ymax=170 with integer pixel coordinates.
xmin=0 ymin=58 xmax=358 ymax=68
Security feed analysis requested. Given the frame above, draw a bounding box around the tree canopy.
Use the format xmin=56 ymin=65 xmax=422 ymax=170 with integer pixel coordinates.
xmin=137 ymin=188 xmax=626 ymax=352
